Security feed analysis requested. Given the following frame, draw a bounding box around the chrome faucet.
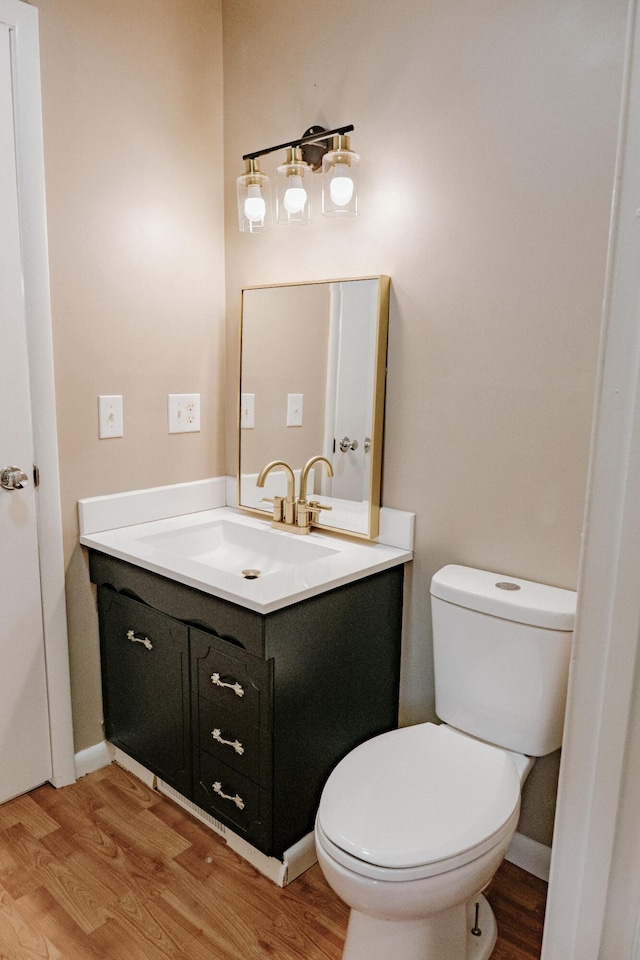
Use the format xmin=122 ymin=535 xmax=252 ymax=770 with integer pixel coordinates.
xmin=256 ymin=460 xmax=297 ymax=526
xmin=297 ymin=456 xmax=334 ymax=530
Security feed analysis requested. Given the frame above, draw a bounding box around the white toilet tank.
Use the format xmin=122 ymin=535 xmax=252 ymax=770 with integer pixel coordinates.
xmin=430 ymin=565 xmax=576 ymax=756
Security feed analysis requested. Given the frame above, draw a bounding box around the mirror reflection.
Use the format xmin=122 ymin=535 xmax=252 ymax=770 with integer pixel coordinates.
xmin=238 ymin=276 xmax=389 ymax=539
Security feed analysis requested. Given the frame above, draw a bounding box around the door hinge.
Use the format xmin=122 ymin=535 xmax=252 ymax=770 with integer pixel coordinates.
xmin=33 ymin=464 xmax=40 ymax=487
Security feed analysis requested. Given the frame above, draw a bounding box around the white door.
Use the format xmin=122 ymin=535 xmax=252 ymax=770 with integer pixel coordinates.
xmin=0 ymin=20 xmax=52 ymax=803
xmin=325 ymin=280 xmax=378 ymax=502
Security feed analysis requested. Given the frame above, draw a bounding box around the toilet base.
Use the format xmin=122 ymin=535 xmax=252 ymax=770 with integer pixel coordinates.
xmin=341 ymin=894 xmax=497 ymax=960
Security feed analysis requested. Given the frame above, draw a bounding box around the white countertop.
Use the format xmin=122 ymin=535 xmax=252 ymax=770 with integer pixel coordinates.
xmin=80 ymin=506 xmax=412 ymax=614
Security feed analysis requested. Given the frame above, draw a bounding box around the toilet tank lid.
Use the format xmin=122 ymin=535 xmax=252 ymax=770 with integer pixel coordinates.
xmin=430 ymin=565 xmax=576 ymax=631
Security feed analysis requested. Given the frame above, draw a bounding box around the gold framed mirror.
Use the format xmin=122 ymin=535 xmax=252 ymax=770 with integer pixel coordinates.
xmin=237 ymin=276 xmax=390 ymax=539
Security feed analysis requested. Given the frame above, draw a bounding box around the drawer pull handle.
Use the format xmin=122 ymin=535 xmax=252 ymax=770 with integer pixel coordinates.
xmin=211 ymin=728 xmax=245 ymax=756
xmin=210 ymin=673 xmax=244 ymax=698
xmin=212 ymin=781 xmax=245 ymax=810
xmin=126 ymin=629 xmax=153 ymax=651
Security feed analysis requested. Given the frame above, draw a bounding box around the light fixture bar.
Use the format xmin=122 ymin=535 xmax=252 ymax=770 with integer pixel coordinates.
xmin=243 ymin=125 xmax=354 ymax=162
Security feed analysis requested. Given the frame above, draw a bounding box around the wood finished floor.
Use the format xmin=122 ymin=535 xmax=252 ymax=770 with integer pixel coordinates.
xmin=0 ymin=764 xmax=546 ymax=959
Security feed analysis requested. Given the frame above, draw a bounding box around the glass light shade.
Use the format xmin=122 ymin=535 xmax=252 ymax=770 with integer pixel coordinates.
xmin=237 ymin=159 xmax=272 ymax=233
xmin=276 ymin=147 xmax=312 ymax=225
xmin=322 ymin=135 xmax=359 ymax=217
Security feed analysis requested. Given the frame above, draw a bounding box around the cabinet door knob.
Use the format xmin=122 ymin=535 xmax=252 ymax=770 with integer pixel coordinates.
xmin=210 ymin=672 xmax=244 ymax=698
xmin=126 ymin=629 xmax=153 ymax=651
xmin=212 ymin=781 xmax=245 ymax=810
xmin=211 ymin=728 xmax=244 ymax=756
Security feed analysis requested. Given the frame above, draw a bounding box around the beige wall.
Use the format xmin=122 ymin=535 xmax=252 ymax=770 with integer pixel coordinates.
xmin=34 ymin=0 xmax=226 ymax=751
xmin=222 ymin=0 xmax=628 ymax=844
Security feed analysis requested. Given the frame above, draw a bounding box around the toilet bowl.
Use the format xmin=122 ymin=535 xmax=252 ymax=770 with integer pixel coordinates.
xmin=315 ymin=723 xmax=530 ymax=960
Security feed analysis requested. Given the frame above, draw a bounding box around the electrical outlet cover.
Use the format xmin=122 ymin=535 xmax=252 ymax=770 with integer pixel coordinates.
xmin=168 ymin=394 xmax=201 ymax=433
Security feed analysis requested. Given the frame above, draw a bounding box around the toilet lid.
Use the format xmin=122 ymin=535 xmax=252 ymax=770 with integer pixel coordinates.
xmin=317 ymin=723 xmax=521 ymax=871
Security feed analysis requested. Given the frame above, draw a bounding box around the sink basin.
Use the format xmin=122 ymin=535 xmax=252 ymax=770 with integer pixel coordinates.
xmin=136 ymin=519 xmax=339 ymax=578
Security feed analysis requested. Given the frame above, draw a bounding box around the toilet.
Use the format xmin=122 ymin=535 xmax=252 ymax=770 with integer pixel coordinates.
xmin=314 ymin=564 xmax=576 ymax=960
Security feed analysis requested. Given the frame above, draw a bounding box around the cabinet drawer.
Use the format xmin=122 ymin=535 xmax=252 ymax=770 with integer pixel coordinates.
xmin=197 ymin=699 xmax=268 ymax=785
xmin=191 ymin=628 xmax=271 ymax=727
xmin=194 ymin=752 xmax=271 ymax=852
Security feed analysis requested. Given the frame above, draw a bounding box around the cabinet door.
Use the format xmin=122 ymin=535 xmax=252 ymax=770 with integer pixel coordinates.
xmin=98 ymin=587 xmax=191 ymax=795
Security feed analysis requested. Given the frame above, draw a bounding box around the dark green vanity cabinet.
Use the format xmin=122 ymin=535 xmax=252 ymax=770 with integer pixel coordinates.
xmin=91 ymin=551 xmax=404 ymax=858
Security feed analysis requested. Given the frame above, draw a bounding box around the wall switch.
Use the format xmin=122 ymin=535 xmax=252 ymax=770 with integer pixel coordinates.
xmin=168 ymin=394 xmax=200 ymax=433
xmin=286 ymin=393 xmax=303 ymax=427
xmin=241 ymin=393 xmax=255 ymax=429
xmin=98 ymin=395 xmax=123 ymax=439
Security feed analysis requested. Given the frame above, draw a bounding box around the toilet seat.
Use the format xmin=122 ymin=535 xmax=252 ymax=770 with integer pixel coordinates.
xmin=316 ymin=723 xmax=521 ymax=882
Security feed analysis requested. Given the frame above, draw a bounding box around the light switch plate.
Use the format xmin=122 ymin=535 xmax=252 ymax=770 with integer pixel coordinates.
xmin=168 ymin=394 xmax=200 ymax=433
xmin=98 ymin=395 xmax=123 ymax=439
xmin=287 ymin=393 xmax=303 ymax=427
xmin=241 ymin=393 xmax=255 ymax=429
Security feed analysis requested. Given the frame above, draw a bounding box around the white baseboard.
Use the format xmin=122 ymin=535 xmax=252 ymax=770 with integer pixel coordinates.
xmin=281 ymin=830 xmax=318 ymax=884
xmin=110 ymin=745 xmax=156 ymax=787
xmin=74 ymin=740 xmax=112 ymax=779
xmin=506 ymin=831 xmax=551 ymax=882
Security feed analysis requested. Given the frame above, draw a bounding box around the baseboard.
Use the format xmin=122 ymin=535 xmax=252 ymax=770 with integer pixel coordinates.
xmin=506 ymin=831 xmax=551 ymax=882
xmin=74 ymin=740 xmax=112 ymax=779
xmin=110 ymin=745 xmax=155 ymax=787
xmin=281 ymin=830 xmax=318 ymax=884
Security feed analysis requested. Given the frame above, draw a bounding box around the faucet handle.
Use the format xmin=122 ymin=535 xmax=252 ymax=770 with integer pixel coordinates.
xmin=307 ymin=499 xmax=332 ymax=524
xmin=261 ymin=495 xmax=284 ymax=523
xmin=295 ymin=498 xmax=332 ymax=531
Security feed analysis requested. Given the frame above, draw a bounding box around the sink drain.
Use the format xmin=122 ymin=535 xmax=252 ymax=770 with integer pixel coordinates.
xmin=242 ymin=569 xmax=261 ymax=580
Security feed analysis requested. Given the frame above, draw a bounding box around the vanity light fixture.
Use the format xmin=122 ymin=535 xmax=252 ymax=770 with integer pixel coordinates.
xmin=277 ymin=147 xmax=312 ymax=225
xmin=237 ymin=158 xmax=272 ymax=233
xmin=238 ymin=124 xmax=358 ymax=232
xmin=322 ymin=134 xmax=360 ymax=217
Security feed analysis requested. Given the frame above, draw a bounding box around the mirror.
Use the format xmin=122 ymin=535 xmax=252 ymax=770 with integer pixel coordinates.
xmin=238 ymin=276 xmax=390 ymax=539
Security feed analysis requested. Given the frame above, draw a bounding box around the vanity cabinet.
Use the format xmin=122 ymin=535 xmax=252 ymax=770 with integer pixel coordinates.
xmin=91 ymin=551 xmax=404 ymax=858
